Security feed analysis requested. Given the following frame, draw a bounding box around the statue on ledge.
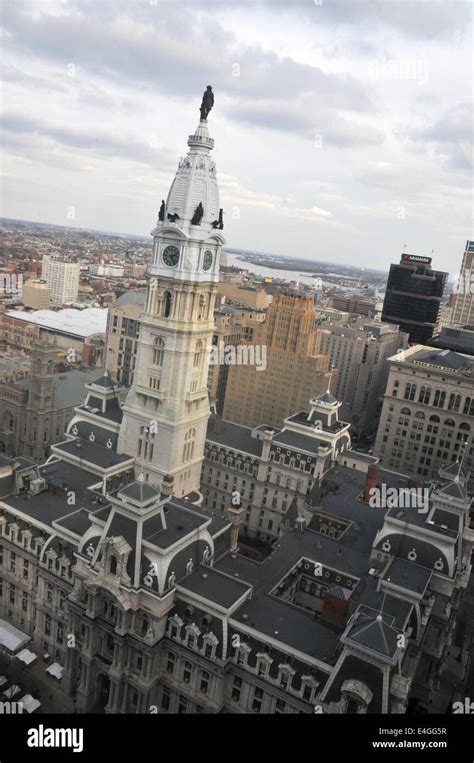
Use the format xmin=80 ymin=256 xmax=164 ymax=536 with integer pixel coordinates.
xmin=200 ymin=85 xmax=214 ymax=120
xmin=158 ymin=200 xmax=165 ymax=221
xmin=211 ymin=208 xmax=224 ymax=230
xmin=191 ymin=202 xmax=204 ymax=225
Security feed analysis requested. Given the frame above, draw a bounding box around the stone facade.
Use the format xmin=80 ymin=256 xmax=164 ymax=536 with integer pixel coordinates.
xmin=374 ymin=346 xmax=474 ymax=488
xmin=117 ymin=117 xmax=225 ymax=498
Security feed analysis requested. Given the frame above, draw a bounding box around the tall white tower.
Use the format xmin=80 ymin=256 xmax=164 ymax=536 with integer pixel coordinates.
xmin=118 ymin=89 xmax=225 ymax=497
xmin=452 ymin=240 xmax=474 ymax=326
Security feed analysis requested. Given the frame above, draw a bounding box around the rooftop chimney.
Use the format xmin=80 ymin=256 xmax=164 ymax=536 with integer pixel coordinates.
xmin=364 ymin=464 xmax=380 ymax=502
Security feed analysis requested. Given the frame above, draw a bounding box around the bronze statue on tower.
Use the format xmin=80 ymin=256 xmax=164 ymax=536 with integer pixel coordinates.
xmin=200 ymin=86 xmax=214 ymax=120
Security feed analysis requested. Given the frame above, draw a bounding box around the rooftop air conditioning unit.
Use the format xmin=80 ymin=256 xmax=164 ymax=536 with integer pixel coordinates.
xmin=30 ymin=478 xmax=46 ymax=494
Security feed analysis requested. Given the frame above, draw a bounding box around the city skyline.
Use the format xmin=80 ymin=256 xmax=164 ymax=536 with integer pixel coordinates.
xmin=1 ymin=0 xmax=472 ymax=271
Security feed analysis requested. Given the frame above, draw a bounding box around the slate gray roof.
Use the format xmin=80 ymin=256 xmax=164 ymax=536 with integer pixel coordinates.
xmin=118 ymin=479 xmax=162 ymax=507
xmin=1 ymin=462 xmax=106 ymax=527
xmin=206 ymin=418 xmax=264 ymax=457
xmin=178 ymin=567 xmax=251 ymax=609
xmin=55 ymin=508 xmax=96 ymax=537
xmin=439 ymin=459 xmax=470 ymax=484
xmin=53 ymin=438 xmax=133 ymax=469
xmin=273 ymin=430 xmax=327 ymax=453
xmin=286 ymin=410 xmax=347 ymax=433
xmin=384 ymin=558 xmax=432 ymax=595
xmin=437 ymin=481 xmax=468 ymax=501
xmin=90 ymin=374 xmax=115 ymax=389
xmin=411 ymin=348 xmax=474 ymax=372
xmin=344 ymin=607 xmax=400 ymax=660
xmin=231 ymin=595 xmax=339 ymax=661
xmin=316 ymin=391 xmax=338 ymax=404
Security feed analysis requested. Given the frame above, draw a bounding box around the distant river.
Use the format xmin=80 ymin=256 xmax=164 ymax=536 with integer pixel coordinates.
xmin=226 ymin=252 xmax=327 ymax=287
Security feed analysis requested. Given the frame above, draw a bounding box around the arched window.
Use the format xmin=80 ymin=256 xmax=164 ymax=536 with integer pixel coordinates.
xmin=47 ymin=360 xmax=53 ymax=374
xmin=429 ymin=415 xmax=440 ymax=423
xmin=400 ymin=407 xmax=411 ymax=416
xmin=153 ymin=337 xmax=164 ymax=366
xmin=433 ymin=390 xmax=446 ymax=409
xmin=448 ymin=393 xmax=461 ymax=412
xmin=444 ymin=419 xmax=455 ymax=427
xmin=459 ymin=422 xmax=470 ymax=431
xmin=36 ymin=358 xmax=41 ymax=373
xmin=162 ymin=291 xmax=172 ymax=318
xmin=193 ymin=340 xmax=203 ymax=368
xmin=183 ymin=428 xmax=196 ymax=462
xmin=463 ymin=397 xmax=474 ymax=416
xmin=404 ymin=382 xmax=416 ymax=401
xmin=418 ymin=386 xmax=431 ymax=404
xmin=414 ymin=411 xmax=425 ymax=419
xmin=110 ymin=556 xmax=117 ymax=575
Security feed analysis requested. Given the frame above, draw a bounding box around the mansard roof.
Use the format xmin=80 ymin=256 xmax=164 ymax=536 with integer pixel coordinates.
xmin=343 ymin=607 xmax=401 ymax=661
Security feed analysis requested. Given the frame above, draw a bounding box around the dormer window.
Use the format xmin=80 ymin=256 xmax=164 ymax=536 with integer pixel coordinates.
xmin=235 ymin=642 xmax=251 ymax=666
xmin=301 ymin=676 xmax=319 ymax=703
xmin=168 ymin=614 xmax=183 ymax=640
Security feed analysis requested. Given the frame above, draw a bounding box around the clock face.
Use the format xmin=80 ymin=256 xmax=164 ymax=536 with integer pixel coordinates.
xmin=162 ymin=245 xmax=180 ymax=267
xmin=203 ymin=250 xmax=213 ymax=271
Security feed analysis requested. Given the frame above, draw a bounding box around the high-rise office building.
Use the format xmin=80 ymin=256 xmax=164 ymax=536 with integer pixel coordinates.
xmin=41 ymin=254 xmax=80 ymax=305
xmin=452 ymin=240 xmax=474 ymax=326
xmin=374 ymin=345 xmax=474 ymax=487
xmin=319 ymin=319 xmax=409 ymax=439
xmin=381 ymin=253 xmax=447 ymax=344
xmin=222 ymin=294 xmax=333 ymax=429
xmin=207 ymin=306 xmax=266 ymax=414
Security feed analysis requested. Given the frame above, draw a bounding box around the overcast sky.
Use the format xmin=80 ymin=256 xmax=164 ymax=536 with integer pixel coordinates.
xmin=1 ymin=0 xmax=472 ymax=272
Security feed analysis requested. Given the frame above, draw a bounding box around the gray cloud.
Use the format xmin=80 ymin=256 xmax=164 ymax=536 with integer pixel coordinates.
xmin=227 ymin=99 xmax=385 ymax=146
xmin=1 ymin=112 xmax=174 ymax=168
xmin=2 ymin=1 xmax=374 ymax=114
xmin=254 ymin=0 xmax=471 ymax=41
xmin=410 ymin=103 xmax=473 ymax=172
